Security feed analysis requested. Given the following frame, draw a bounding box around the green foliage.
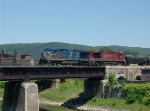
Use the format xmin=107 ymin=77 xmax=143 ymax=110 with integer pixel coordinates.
xmin=119 ymin=80 xmax=125 ymax=87
xmin=123 ymin=83 xmax=150 ymax=105
xmin=146 ymin=53 xmax=150 ymax=56
xmin=123 ymin=50 xmax=141 ymax=56
xmin=143 ymin=91 xmax=150 ymax=106
xmin=91 ymin=97 xmax=97 ymax=102
xmin=39 ymin=79 xmax=84 ymax=102
xmin=99 ymin=46 xmax=113 ymax=52
xmin=112 ymin=102 xmax=116 ymax=106
xmin=29 ymin=80 xmax=37 ymax=83
xmin=87 ymin=98 xmax=150 ymax=110
xmin=106 ymin=73 xmax=117 ymax=88
xmin=125 ymin=87 xmax=137 ymax=104
xmin=74 ymin=79 xmax=79 ymax=85
xmin=0 ymin=82 xmax=5 ymax=89
xmin=40 ymin=104 xmax=78 ymax=111
xmin=87 ymin=48 xmax=98 ymax=52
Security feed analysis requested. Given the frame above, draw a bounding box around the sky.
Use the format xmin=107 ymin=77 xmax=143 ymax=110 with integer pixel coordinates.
xmin=0 ymin=0 xmax=150 ymax=48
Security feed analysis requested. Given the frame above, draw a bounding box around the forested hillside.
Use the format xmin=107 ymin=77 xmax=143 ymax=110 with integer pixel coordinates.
xmin=0 ymin=42 xmax=150 ymax=59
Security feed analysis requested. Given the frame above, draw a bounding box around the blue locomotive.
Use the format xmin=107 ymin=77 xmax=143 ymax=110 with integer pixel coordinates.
xmin=39 ymin=48 xmax=90 ymax=66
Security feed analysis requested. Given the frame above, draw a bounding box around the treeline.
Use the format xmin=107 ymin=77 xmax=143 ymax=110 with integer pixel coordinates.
xmin=88 ymin=46 xmax=150 ymax=56
xmin=0 ymin=42 xmax=150 ymax=59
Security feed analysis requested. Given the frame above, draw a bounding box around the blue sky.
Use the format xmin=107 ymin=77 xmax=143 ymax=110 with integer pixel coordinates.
xmin=0 ymin=0 xmax=150 ymax=48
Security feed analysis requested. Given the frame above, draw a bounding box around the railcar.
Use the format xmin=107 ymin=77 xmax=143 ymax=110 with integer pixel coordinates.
xmin=146 ymin=56 xmax=150 ymax=65
xmin=125 ymin=55 xmax=148 ymax=65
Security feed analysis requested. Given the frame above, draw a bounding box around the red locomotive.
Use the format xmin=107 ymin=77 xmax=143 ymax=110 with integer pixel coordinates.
xmin=88 ymin=52 xmax=126 ymax=66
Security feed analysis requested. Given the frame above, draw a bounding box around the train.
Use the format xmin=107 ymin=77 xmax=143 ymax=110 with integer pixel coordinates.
xmin=39 ymin=48 xmax=150 ymax=66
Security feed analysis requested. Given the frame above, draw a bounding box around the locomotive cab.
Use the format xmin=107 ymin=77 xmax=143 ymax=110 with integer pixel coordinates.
xmin=118 ymin=52 xmax=124 ymax=59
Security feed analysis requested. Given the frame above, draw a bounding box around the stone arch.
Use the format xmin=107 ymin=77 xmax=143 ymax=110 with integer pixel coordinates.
xmin=134 ymin=74 xmax=141 ymax=80
xmin=116 ymin=74 xmax=126 ymax=80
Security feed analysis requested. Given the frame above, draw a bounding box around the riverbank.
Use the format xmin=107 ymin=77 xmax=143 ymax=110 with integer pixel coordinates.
xmin=0 ymin=97 xmax=107 ymax=111
xmin=40 ymin=98 xmax=110 ymax=111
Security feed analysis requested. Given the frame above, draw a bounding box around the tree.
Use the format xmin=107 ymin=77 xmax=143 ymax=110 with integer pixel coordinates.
xmin=123 ymin=50 xmax=141 ymax=56
xmin=106 ymin=73 xmax=117 ymax=88
xmin=105 ymin=73 xmax=117 ymax=98
xmin=99 ymin=46 xmax=113 ymax=52
xmin=87 ymin=48 xmax=98 ymax=52
xmin=146 ymin=53 xmax=150 ymax=56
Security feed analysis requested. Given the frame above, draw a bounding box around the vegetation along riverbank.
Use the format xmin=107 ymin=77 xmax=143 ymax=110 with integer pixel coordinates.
xmin=0 ymin=79 xmax=150 ymax=111
xmin=38 ymin=79 xmax=150 ymax=111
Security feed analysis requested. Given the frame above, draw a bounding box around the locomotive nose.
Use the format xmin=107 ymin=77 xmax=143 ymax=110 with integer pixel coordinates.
xmin=45 ymin=52 xmax=52 ymax=59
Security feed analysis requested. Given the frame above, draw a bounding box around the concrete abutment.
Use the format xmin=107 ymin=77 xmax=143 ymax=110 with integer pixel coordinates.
xmin=2 ymin=81 xmax=39 ymax=111
xmin=83 ymin=78 xmax=105 ymax=98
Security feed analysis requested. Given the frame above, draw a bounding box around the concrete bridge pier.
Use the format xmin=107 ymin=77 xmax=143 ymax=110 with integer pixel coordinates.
xmin=2 ymin=81 xmax=39 ymax=111
xmin=84 ymin=78 xmax=105 ymax=98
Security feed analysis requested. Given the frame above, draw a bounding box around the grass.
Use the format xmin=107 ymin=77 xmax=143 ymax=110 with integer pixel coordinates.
xmin=40 ymin=104 xmax=81 ymax=111
xmin=0 ymin=100 xmax=2 ymax=111
xmin=39 ymin=79 xmax=84 ymax=102
xmin=0 ymin=89 xmax=4 ymax=98
xmin=87 ymin=97 xmax=150 ymax=111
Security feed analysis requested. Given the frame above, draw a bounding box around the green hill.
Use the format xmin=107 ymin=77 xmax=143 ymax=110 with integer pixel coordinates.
xmin=0 ymin=42 xmax=150 ymax=59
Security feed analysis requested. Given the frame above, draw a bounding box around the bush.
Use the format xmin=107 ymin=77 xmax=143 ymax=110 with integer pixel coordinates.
xmin=143 ymin=91 xmax=150 ymax=106
xmin=112 ymin=102 xmax=116 ymax=106
xmin=123 ymin=83 xmax=150 ymax=105
xmin=74 ymin=79 xmax=78 ymax=85
xmin=92 ymin=97 xmax=97 ymax=102
xmin=106 ymin=73 xmax=117 ymax=88
xmin=125 ymin=87 xmax=137 ymax=104
xmin=0 ymin=82 xmax=5 ymax=89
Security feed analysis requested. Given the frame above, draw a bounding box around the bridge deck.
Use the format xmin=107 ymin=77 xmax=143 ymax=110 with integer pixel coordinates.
xmin=0 ymin=66 xmax=105 ymax=81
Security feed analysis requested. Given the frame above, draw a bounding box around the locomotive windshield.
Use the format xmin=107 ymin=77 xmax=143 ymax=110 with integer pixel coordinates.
xmin=80 ymin=52 xmax=90 ymax=59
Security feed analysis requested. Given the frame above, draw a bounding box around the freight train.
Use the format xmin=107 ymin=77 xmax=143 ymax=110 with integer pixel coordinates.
xmin=39 ymin=48 xmax=150 ymax=66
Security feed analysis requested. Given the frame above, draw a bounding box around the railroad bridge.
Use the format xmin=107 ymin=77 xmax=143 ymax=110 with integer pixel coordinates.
xmin=0 ymin=66 xmax=150 ymax=111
